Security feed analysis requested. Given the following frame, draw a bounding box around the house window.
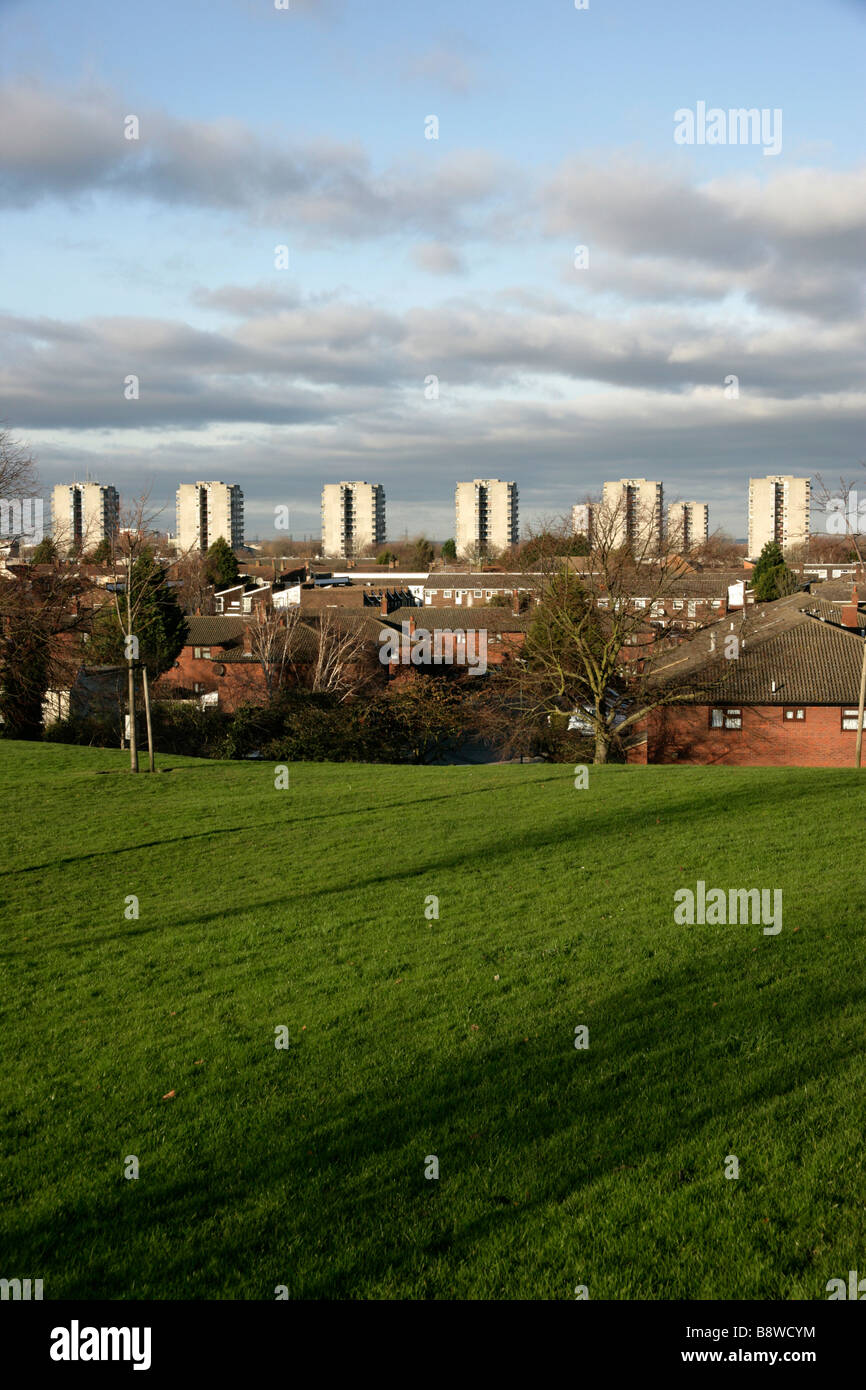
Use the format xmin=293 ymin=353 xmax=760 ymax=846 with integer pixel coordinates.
xmin=711 ymin=599 xmax=722 ymax=609
xmin=784 ymin=708 xmax=806 ymax=721
xmin=710 ymin=707 xmax=742 ymax=729
xmin=634 ymin=598 xmax=647 ymax=609
xmin=443 ymin=590 xmax=452 ymax=598
xmin=842 ymin=708 xmax=862 ymax=731
xmin=673 ymin=599 xmax=684 ymax=611
xmin=474 ymin=590 xmax=483 ymax=598
xmin=193 ymin=647 xmax=202 ymax=659
xmin=687 ymin=601 xmax=697 ymax=617
xmin=201 ymin=648 xmax=211 ymax=659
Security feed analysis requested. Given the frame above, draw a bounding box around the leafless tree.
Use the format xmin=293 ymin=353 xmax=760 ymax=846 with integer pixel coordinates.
xmin=247 ymin=609 xmax=307 ymax=698
xmin=812 ymin=472 xmax=866 ymax=567
xmin=309 ymin=612 xmax=379 ymax=701
xmin=0 ymin=427 xmax=39 ymax=502
xmin=171 ymin=546 xmax=215 ymax=615
xmin=493 ymin=505 xmax=750 ymax=763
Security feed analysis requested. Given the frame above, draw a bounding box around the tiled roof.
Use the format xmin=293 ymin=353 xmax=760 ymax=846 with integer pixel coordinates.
xmin=650 ymin=593 xmax=865 ymax=704
xmin=800 ymin=598 xmax=866 ymax=630
xmin=808 ymin=577 xmax=864 ymax=602
xmin=184 ymin=616 xmax=246 ymax=646
xmin=386 ymin=605 xmax=528 ymax=631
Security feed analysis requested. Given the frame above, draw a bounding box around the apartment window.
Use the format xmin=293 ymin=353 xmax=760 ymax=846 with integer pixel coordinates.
xmin=842 ymin=708 xmax=862 ymax=731
xmin=710 ymin=708 xmax=742 ymax=730
xmin=784 ymin=708 xmax=806 ymax=721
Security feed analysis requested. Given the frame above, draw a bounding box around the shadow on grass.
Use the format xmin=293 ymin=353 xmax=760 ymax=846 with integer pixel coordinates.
xmin=7 ymin=930 xmax=862 ymax=1299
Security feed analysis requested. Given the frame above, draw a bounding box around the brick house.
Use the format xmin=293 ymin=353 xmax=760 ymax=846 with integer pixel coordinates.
xmin=628 ymin=587 xmax=866 ymax=766
xmin=423 ymin=572 xmax=540 ymax=608
xmin=381 ymin=604 xmax=527 ymax=671
xmin=154 ymin=615 xmax=274 ymax=710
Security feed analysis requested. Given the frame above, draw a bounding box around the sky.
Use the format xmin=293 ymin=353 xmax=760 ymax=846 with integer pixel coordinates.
xmin=1 ymin=0 xmax=865 ymax=542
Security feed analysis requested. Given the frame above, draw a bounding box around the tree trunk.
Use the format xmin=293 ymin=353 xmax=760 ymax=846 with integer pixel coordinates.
xmin=141 ymin=665 xmax=155 ymax=773
xmin=127 ymin=662 xmax=139 ymax=772
xmin=594 ymin=725 xmax=610 ymax=764
xmin=126 ymin=554 xmax=138 ymax=772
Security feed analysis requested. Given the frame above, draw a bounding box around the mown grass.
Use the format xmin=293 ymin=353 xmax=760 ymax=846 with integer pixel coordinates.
xmin=1 ymin=740 xmax=864 ymax=1299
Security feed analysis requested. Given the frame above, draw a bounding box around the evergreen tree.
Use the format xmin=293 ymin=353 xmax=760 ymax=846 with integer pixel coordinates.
xmin=89 ymin=537 xmax=113 ymax=563
xmin=30 ymin=537 xmax=57 ymax=564
xmin=411 ymin=537 xmax=435 ymax=569
xmin=205 ymin=536 xmax=240 ymax=588
xmin=751 ymin=540 xmax=796 ymax=602
xmin=90 ymin=551 xmax=187 ymax=677
xmin=0 ymin=612 xmax=49 ymax=738
xmin=441 ymin=538 xmax=457 ymax=561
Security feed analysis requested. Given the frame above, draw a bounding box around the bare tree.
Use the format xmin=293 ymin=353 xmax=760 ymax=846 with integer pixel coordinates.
xmin=102 ymin=491 xmax=174 ymax=772
xmin=0 ymin=427 xmax=39 ymax=502
xmin=812 ymin=472 xmax=866 ymax=568
xmin=494 ymin=505 xmax=750 ymax=763
xmin=171 ymin=546 xmax=215 ymax=615
xmin=247 ymin=609 xmax=307 ymax=699
xmin=309 ymin=612 xmax=378 ymax=701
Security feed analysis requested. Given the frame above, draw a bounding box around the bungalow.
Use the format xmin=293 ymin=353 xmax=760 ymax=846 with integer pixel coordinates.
xmin=628 ymin=587 xmax=866 ymax=767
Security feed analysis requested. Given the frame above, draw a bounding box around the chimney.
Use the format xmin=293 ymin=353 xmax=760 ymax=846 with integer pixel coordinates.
xmin=380 ymin=589 xmax=390 ymax=616
xmin=512 ymin=585 xmax=521 ymax=617
xmin=841 ymin=586 xmax=860 ymax=629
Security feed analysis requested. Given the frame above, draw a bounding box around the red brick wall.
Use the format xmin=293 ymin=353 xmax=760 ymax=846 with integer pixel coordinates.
xmin=155 ymin=646 xmax=269 ymax=712
xmin=632 ymin=704 xmax=861 ymax=767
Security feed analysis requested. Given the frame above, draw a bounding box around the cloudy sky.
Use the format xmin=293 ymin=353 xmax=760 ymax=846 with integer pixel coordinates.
xmin=1 ymin=0 xmax=865 ymax=542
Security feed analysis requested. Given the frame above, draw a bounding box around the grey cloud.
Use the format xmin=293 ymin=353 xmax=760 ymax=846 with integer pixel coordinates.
xmin=411 ymin=242 xmax=465 ymax=275
xmin=0 ymin=79 xmax=512 ymax=241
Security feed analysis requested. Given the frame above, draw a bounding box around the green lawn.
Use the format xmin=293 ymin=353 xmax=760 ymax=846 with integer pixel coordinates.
xmin=1 ymin=741 xmax=865 ymax=1299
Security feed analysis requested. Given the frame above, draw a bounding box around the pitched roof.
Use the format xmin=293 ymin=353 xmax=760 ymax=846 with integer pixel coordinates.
xmin=650 ymin=593 xmax=865 ymax=704
xmin=184 ymin=616 xmax=246 ymax=646
xmin=386 ymin=605 xmax=529 ymax=631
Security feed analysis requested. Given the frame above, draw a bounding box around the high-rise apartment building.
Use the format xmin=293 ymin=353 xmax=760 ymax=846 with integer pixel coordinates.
xmin=571 ymin=503 xmax=595 ymax=544
xmin=176 ymin=482 xmax=244 ymax=553
xmin=748 ymin=476 xmax=811 ymax=556
xmin=321 ymin=481 xmax=386 ymax=558
xmin=601 ymin=478 xmax=664 ymax=550
xmin=52 ymin=482 xmax=119 ymax=554
xmin=455 ymin=479 xmax=519 ymax=558
xmin=668 ymin=501 xmax=709 ymax=552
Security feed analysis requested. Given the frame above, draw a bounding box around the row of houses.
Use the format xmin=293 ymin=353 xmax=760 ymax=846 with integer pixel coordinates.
xmin=146 ymin=568 xmax=866 ymax=767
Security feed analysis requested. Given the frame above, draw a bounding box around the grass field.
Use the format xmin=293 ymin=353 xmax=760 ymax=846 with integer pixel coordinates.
xmin=1 ymin=740 xmax=865 ymax=1300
